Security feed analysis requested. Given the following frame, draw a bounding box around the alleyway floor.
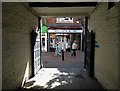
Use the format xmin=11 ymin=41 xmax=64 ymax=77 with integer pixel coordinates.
xmin=23 ymin=51 xmax=104 ymax=89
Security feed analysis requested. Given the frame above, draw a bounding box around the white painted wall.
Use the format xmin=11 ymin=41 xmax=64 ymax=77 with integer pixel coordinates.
xmin=89 ymin=2 xmax=118 ymax=89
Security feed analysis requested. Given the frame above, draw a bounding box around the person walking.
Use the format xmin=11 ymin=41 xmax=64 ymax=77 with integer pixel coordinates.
xmin=71 ymin=40 xmax=77 ymax=57
xmin=54 ymin=42 xmax=61 ymax=56
xmin=61 ymin=40 xmax=65 ymax=61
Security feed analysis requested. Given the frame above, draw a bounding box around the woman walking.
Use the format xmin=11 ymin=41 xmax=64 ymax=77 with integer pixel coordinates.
xmin=71 ymin=40 xmax=77 ymax=57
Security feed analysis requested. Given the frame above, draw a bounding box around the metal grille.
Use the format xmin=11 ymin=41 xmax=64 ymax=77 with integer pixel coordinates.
xmin=34 ymin=31 xmax=41 ymax=75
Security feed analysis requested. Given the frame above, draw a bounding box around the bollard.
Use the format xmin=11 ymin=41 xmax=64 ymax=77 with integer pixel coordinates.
xmin=61 ymin=50 xmax=64 ymax=61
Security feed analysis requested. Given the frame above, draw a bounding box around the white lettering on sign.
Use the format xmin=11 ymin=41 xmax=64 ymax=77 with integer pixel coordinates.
xmin=48 ymin=29 xmax=83 ymax=33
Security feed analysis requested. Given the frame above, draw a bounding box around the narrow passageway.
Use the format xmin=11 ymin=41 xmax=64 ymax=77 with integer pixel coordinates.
xmin=2 ymin=2 xmax=119 ymax=90
xmin=23 ymin=51 xmax=103 ymax=89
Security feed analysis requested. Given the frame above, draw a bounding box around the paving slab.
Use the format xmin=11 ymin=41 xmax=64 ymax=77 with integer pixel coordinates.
xmin=23 ymin=51 xmax=104 ymax=89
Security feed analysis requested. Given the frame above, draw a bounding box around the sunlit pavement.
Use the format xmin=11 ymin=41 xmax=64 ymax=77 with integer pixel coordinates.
xmin=23 ymin=51 xmax=104 ymax=89
xmin=23 ymin=68 xmax=103 ymax=89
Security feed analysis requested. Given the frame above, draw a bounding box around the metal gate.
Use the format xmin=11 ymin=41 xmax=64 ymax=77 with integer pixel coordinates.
xmin=34 ymin=31 xmax=41 ymax=75
xmin=84 ymin=30 xmax=95 ymax=77
xmin=31 ymin=30 xmax=41 ymax=75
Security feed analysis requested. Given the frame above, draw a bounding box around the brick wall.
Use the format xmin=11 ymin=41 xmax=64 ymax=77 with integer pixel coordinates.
xmin=89 ymin=2 xmax=118 ymax=89
xmin=2 ymin=2 xmax=38 ymax=89
xmin=46 ymin=17 xmax=56 ymax=24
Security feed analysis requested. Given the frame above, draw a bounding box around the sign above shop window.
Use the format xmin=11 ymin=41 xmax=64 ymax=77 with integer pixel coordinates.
xmin=42 ymin=25 xmax=47 ymax=33
xmin=56 ymin=17 xmax=73 ymax=23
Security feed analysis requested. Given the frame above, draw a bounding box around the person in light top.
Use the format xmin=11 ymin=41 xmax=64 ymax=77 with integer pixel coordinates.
xmin=71 ymin=40 xmax=78 ymax=57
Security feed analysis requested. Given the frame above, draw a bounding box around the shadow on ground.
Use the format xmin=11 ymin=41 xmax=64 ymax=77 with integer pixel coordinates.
xmin=23 ymin=68 xmax=104 ymax=89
